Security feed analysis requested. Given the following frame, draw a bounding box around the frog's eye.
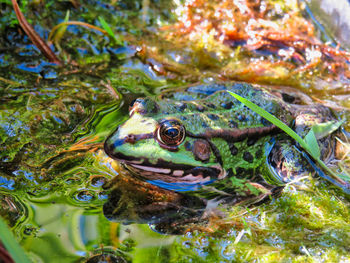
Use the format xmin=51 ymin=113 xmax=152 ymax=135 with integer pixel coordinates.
xmin=157 ymin=119 xmax=186 ymax=147
xmin=129 ymin=98 xmax=159 ymax=116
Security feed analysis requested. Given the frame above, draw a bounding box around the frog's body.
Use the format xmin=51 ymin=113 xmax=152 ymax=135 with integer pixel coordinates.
xmin=104 ymin=82 xmax=337 ymax=203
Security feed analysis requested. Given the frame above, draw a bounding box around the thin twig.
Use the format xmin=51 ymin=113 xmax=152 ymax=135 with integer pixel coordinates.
xmin=11 ymin=0 xmax=62 ymax=65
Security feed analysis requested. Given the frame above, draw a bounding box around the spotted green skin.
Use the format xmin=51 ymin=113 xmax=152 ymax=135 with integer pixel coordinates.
xmin=105 ymin=82 xmax=336 ymax=201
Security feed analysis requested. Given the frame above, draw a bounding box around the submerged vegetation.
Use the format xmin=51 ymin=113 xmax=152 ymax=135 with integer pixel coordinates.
xmin=0 ymin=0 xmax=349 ymax=262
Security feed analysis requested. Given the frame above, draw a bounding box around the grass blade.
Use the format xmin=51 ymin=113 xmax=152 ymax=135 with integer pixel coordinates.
xmin=98 ymin=16 xmax=123 ymax=45
xmin=49 ymin=10 xmax=70 ymax=45
xmin=228 ymin=91 xmax=313 ymax=153
xmin=0 ymin=217 xmax=31 ymax=263
xmin=304 ymin=129 xmax=320 ymax=159
xmin=228 ymin=91 xmax=350 ymax=194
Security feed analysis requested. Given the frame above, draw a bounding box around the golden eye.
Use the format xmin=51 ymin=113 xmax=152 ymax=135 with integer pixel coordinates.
xmin=157 ymin=119 xmax=186 ymax=146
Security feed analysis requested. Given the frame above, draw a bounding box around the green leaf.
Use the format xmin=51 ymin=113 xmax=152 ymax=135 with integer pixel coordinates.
xmin=0 ymin=0 xmax=11 ymax=4
xmin=0 ymin=217 xmax=32 ymax=263
xmin=241 ymin=218 xmax=252 ymax=237
xmin=52 ymin=10 xmax=70 ymax=44
xmin=98 ymin=16 xmax=123 ymax=45
xmin=311 ymin=120 xmax=344 ymax=139
xmin=304 ymin=129 xmax=320 ymax=159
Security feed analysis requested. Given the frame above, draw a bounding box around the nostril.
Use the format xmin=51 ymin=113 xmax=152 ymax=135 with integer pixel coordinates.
xmin=125 ymin=134 xmax=136 ymax=144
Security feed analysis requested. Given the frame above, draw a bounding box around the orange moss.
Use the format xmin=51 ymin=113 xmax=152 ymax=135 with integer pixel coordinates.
xmin=157 ymin=0 xmax=350 ymax=93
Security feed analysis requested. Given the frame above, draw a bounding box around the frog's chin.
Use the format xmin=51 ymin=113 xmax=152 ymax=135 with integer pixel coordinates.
xmin=124 ymin=162 xmax=226 ymax=186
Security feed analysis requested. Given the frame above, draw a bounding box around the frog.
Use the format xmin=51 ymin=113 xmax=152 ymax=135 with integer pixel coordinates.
xmin=104 ymin=82 xmax=341 ymax=206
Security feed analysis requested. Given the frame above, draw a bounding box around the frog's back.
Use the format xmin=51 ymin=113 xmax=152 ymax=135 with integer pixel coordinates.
xmin=157 ymin=82 xmax=293 ymax=135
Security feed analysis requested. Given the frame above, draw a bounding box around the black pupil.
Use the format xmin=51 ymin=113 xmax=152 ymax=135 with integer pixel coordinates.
xmin=165 ymin=128 xmax=179 ymax=138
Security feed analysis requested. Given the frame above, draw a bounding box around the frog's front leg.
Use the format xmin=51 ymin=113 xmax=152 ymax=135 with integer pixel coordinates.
xmin=267 ymin=104 xmax=338 ymax=185
xmin=266 ymin=138 xmax=316 ymax=184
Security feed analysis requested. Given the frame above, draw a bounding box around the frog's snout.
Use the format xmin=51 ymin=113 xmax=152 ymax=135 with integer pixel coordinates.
xmin=104 ymin=123 xmax=155 ymax=162
xmin=104 ymin=126 xmax=123 ymax=160
xmin=104 ymin=140 xmax=114 ymax=159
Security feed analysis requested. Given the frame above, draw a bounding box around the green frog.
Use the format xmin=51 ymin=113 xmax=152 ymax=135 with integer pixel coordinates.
xmin=104 ymin=82 xmax=341 ymax=205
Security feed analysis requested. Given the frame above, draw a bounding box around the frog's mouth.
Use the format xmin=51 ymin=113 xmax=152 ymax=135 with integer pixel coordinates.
xmin=104 ymin=137 xmax=225 ymax=190
xmin=122 ymin=161 xmax=226 ymax=191
xmin=105 ymin=146 xmax=225 ymax=185
xmin=124 ymin=161 xmax=225 ymax=185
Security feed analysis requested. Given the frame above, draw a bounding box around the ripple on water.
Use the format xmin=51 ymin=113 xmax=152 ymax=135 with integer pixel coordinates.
xmin=74 ymin=190 xmax=95 ymax=202
xmin=86 ymin=253 xmax=127 ymax=263
xmin=90 ymin=175 xmax=107 ymax=187
xmin=97 ymin=191 xmax=108 ymax=200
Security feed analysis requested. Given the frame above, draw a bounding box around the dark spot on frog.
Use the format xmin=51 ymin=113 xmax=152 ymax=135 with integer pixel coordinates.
xmin=176 ymin=103 xmax=187 ymax=111
xmin=235 ymin=167 xmax=253 ymax=178
xmin=207 ymin=114 xmax=219 ymax=120
xmin=228 ymin=142 xmax=238 ymax=156
xmin=228 ymin=120 xmax=238 ymax=128
xmin=192 ymin=139 xmax=211 ymax=162
xmin=206 ymin=103 xmax=216 ymax=109
xmin=237 ymin=114 xmax=246 ymax=122
xmin=282 ymin=93 xmax=296 ymax=103
xmin=243 ymin=152 xmax=254 ymax=163
xmin=261 ymin=118 xmax=270 ymax=126
xmin=196 ymin=105 xmax=205 ymax=112
xmin=221 ymin=101 xmax=233 ymax=109
xmin=202 ymin=122 xmax=209 ymax=128
xmin=255 ymin=149 xmax=263 ymax=159
xmin=184 ymin=141 xmax=192 ymax=151
xmin=227 ymin=168 xmax=234 ymax=176
xmin=247 ymin=138 xmax=257 ymax=146
xmin=180 ymin=116 xmax=187 ymax=121
xmin=235 ymin=167 xmax=246 ymax=178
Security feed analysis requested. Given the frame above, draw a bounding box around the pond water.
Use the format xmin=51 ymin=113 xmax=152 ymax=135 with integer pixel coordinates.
xmin=0 ymin=0 xmax=350 ymax=262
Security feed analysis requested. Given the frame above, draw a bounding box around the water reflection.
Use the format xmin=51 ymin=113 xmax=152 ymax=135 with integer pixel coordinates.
xmin=0 ymin=193 xmax=26 ymax=227
xmin=103 ymin=173 xmax=207 ymax=235
xmin=303 ymin=0 xmax=350 ymax=49
xmin=15 ymin=192 xmax=129 ymax=262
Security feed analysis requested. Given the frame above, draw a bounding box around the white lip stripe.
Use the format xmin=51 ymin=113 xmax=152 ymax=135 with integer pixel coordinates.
xmin=172 ymin=170 xmax=184 ymax=176
xmin=128 ymin=159 xmax=144 ymax=164
xmin=130 ymin=164 xmax=171 ymax=174
xmin=182 ymin=174 xmax=211 ymax=183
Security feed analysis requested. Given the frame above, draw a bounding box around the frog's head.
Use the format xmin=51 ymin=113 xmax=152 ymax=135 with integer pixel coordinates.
xmin=104 ymin=98 xmax=225 ymax=191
